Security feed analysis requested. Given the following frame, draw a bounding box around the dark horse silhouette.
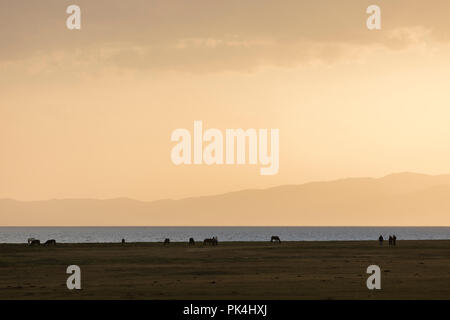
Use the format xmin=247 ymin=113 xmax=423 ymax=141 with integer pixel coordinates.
xmin=44 ymin=239 xmax=56 ymax=246
xmin=189 ymin=237 xmax=195 ymax=245
xmin=203 ymin=237 xmax=218 ymax=246
xmin=164 ymin=238 xmax=170 ymax=246
xmin=29 ymin=239 xmax=40 ymax=246
xmin=270 ymin=236 xmax=281 ymax=243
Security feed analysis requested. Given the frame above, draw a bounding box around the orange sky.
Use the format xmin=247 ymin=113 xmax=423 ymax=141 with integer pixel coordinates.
xmin=2 ymin=0 xmax=450 ymax=202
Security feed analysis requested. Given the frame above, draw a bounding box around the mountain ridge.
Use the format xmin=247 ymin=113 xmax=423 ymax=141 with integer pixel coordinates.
xmin=1 ymin=172 xmax=450 ymax=226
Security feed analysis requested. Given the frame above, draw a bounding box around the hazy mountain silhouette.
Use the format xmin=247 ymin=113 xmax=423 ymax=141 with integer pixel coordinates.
xmin=2 ymin=172 xmax=450 ymax=226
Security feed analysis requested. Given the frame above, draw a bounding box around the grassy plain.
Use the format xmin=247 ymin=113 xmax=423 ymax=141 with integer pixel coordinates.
xmin=0 ymin=240 xmax=449 ymax=299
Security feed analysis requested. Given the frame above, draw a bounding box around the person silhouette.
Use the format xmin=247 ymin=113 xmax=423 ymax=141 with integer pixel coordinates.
xmin=392 ymin=235 xmax=397 ymax=246
xmin=378 ymin=235 xmax=383 ymax=246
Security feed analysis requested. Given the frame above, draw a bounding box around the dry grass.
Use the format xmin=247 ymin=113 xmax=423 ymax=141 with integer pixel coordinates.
xmin=0 ymin=240 xmax=449 ymax=299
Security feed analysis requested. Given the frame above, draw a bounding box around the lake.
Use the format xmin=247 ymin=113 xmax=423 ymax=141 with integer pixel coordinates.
xmin=0 ymin=227 xmax=449 ymax=243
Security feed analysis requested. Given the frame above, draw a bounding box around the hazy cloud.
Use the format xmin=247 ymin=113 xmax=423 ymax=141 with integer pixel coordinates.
xmin=1 ymin=0 xmax=450 ymax=73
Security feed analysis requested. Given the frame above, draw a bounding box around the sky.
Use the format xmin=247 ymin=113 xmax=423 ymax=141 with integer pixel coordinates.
xmin=2 ymin=0 xmax=450 ymax=202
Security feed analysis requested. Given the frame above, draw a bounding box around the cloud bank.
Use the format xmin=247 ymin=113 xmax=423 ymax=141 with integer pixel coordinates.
xmin=1 ymin=0 xmax=450 ymax=73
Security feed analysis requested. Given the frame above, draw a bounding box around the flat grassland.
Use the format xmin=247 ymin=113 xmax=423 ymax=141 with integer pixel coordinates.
xmin=0 ymin=241 xmax=449 ymax=299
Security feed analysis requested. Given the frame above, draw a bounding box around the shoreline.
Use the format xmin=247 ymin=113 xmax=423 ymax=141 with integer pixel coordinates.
xmin=2 ymin=226 xmax=449 ymax=244
xmin=1 ymin=239 xmax=449 ymax=245
xmin=1 ymin=239 xmax=450 ymax=244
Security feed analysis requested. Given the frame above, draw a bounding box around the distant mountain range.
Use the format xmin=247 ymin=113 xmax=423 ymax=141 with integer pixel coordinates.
xmin=1 ymin=172 xmax=450 ymax=226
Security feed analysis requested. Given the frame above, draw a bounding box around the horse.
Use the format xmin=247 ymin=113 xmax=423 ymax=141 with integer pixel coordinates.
xmin=203 ymin=237 xmax=218 ymax=246
xmin=189 ymin=237 xmax=195 ymax=245
xmin=164 ymin=238 xmax=170 ymax=246
xmin=44 ymin=239 xmax=56 ymax=246
xmin=27 ymin=238 xmax=36 ymax=245
xmin=29 ymin=239 xmax=40 ymax=246
xmin=270 ymin=236 xmax=281 ymax=243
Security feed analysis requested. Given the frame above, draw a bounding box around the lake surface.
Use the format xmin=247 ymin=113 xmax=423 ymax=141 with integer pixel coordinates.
xmin=0 ymin=227 xmax=449 ymax=243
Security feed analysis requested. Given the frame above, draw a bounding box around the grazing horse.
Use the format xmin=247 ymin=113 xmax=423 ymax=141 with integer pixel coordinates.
xmin=44 ymin=239 xmax=56 ymax=246
xmin=27 ymin=238 xmax=36 ymax=245
xmin=189 ymin=237 xmax=195 ymax=245
xmin=164 ymin=238 xmax=170 ymax=246
xmin=203 ymin=237 xmax=218 ymax=246
xmin=29 ymin=239 xmax=40 ymax=246
xmin=270 ymin=236 xmax=281 ymax=243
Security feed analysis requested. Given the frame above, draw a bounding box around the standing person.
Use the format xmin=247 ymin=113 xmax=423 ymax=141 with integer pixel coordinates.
xmin=378 ymin=235 xmax=384 ymax=246
xmin=393 ymin=235 xmax=397 ymax=246
xmin=388 ymin=235 xmax=393 ymax=246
